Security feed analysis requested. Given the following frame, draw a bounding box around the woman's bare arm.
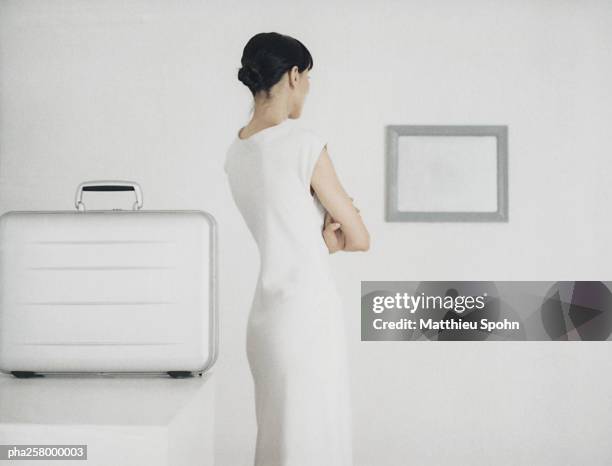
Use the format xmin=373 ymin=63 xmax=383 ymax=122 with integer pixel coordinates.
xmin=311 ymin=146 xmax=370 ymax=251
xmin=321 ymin=208 xmax=345 ymax=253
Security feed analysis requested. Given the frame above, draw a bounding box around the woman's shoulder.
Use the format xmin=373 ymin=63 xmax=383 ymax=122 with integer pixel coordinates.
xmin=286 ymin=123 xmax=326 ymax=147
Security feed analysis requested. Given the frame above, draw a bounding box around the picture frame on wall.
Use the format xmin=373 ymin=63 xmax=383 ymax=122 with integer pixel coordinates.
xmin=385 ymin=125 xmax=509 ymax=222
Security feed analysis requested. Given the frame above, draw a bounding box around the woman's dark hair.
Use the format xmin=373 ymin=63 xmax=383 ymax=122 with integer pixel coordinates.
xmin=237 ymin=32 xmax=313 ymax=98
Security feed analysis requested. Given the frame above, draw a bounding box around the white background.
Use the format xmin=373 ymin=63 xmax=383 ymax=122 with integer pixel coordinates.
xmin=1 ymin=1 xmax=611 ymax=465
xmin=397 ymin=135 xmax=499 ymax=212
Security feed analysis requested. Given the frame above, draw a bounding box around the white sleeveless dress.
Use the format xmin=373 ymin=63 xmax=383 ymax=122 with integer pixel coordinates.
xmin=224 ymin=118 xmax=353 ymax=466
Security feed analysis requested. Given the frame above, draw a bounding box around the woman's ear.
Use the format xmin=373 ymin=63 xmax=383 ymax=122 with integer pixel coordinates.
xmin=288 ymin=65 xmax=299 ymax=86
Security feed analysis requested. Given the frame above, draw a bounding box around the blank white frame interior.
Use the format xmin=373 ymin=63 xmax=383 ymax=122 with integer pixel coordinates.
xmin=385 ymin=125 xmax=508 ymax=222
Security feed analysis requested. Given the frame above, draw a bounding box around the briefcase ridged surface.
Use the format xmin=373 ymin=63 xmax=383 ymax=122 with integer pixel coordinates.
xmin=0 ymin=208 xmax=218 ymax=376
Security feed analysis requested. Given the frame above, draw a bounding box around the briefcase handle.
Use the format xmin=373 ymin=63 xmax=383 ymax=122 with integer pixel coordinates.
xmin=75 ymin=180 xmax=143 ymax=211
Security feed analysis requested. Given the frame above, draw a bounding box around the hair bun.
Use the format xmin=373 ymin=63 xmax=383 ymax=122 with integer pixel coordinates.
xmin=238 ymin=63 xmax=264 ymax=92
xmin=237 ymin=33 xmax=313 ymax=97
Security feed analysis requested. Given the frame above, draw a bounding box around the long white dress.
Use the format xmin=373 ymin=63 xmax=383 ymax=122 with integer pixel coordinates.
xmin=224 ymin=118 xmax=353 ymax=466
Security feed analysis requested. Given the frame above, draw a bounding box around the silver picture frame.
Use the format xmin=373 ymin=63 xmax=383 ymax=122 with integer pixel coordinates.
xmin=385 ymin=125 xmax=508 ymax=222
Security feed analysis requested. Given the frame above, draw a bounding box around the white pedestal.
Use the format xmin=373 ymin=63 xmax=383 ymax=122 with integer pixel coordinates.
xmin=0 ymin=372 xmax=215 ymax=465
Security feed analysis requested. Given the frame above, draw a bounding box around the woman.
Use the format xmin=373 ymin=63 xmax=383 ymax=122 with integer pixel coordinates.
xmin=224 ymin=32 xmax=370 ymax=466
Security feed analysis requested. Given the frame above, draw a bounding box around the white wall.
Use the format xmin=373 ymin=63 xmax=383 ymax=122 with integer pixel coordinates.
xmin=1 ymin=1 xmax=611 ymax=465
